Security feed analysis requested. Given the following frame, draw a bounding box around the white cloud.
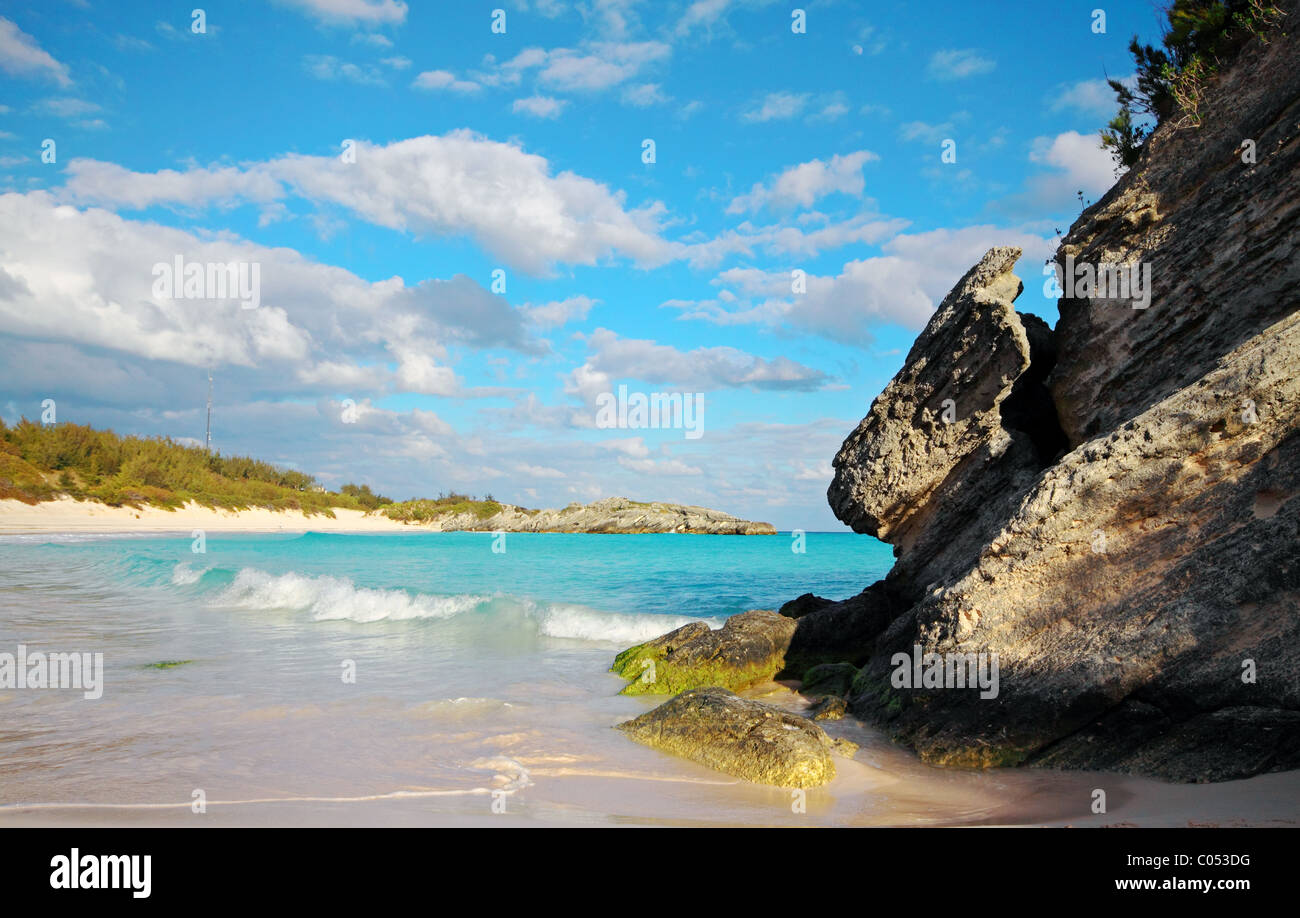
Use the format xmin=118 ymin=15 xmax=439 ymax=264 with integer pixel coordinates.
xmin=0 ymin=191 xmax=543 ymax=387
xmin=671 ymin=225 xmax=1057 ymax=343
xmin=512 ymin=95 xmax=568 ymax=118
xmin=617 ymin=456 xmax=702 ymax=476
xmin=523 ymin=295 xmax=596 ymax=327
xmin=928 ymin=48 xmax=995 ymax=81
xmin=60 ymin=132 xmax=675 ymax=275
xmin=1051 ymin=75 xmax=1134 ymax=117
xmin=411 ymin=69 xmax=480 ymax=92
xmin=37 ymin=97 xmax=101 ymax=118
xmin=740 ymin=91 xmax=808 ymax=122
xmin=303 ymin=54 xmax=387 ymax=86
xmin=278 ymin=0 xmax=408 ymax=24
xmin=567 ymin=328 xmax=830 ymax=405
xmin=1026 ymin=130 xmax=1119 ymax=201
xmin=621 ymin=82 xmax=667 ymax=107
xmin=727 ymin=151 xmax=878 ymax=214
xmin=0 ymin=17 xmax=71 ymax=86
xmin=675 ymin=0 xmax=735 ymax=36
xmin=811 ymin=101 xmax=849 ymax=122
xmin=501 ymin=41 xmax=670 ymax=92
xmin=680 ymin=212 xmax=909 ymax=266
xmin=899 ymin=116 xmax=966 ymax=145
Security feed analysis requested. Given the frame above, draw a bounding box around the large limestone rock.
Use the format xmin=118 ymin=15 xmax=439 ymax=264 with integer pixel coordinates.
xmin=615 ymin=688 xmax=841 ymax=787
xmin=822 ymin=9 xmax=1300 ymax=782
xmin=851 ymin=309 xmax=1300 ymax=775
xmin=827 ymin=247 xmax=1065 ymax=595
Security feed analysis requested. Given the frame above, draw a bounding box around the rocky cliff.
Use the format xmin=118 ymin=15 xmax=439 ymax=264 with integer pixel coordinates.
xmin=824 ymin=7 xmax=1300 ymax=781
xmin=611 ymin=5 xmax=1299 ymax=782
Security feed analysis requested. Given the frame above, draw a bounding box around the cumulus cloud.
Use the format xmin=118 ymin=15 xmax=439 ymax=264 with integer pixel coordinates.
xmin=0 ymin=191 xmax=544 ymax=389
xmin=60 ymin=133 xmax=675 ymax=275
xmin=1025 ymin=130 xmax=1120 ymax=201
xmin=727 ymin=151 xmax=878 ymax=214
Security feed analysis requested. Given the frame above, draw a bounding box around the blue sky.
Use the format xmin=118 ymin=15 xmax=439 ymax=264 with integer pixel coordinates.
xmin=0 ymin=0 xmax=1164 ymax=529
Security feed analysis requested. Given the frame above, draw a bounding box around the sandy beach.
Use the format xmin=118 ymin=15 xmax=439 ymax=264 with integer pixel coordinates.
xmin=0 ymin=496 xmax=416 ymax=534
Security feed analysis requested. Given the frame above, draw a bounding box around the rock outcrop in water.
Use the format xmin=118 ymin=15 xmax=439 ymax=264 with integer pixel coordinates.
xmin=611 ymin=611 xmax=795 ymax=695
xmin=393 ymin=496 xmax=776 ymax=534
xmin=612 ymin=7 xmax=1300 ymax=783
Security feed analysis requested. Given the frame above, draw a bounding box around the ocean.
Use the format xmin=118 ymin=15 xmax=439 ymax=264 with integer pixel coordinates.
xmin=0 ymin=530 xmax=1291 ymax=827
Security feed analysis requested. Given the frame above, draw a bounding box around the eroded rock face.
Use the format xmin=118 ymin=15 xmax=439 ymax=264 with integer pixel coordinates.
xmin=852 ymin=309 xmax=1300 ymax=774
xmin=1048 ymin=9 xmax=1300 ymax=447
xmin=827 ymin=247 xmax=1065 ymax=596
xmin=615 ymin=688 xmax=840 ymax=787
xmin=824 ymin=10 xmax=1300 ymax=781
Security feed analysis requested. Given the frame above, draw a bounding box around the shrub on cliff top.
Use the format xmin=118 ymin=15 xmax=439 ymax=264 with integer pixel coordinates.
xmin=1101 ymin=0 xmax=1286 ymax=169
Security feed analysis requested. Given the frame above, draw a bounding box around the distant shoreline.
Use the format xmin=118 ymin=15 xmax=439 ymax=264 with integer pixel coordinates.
xmin=0 ymin=496 xmax=779 ymax=536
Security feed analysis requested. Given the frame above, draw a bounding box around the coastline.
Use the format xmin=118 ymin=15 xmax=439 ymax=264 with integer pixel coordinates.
xmin=0 ymin=496 xmax=413 ymax=535
xmin=0 ymin=496 xmax=778 ymax=536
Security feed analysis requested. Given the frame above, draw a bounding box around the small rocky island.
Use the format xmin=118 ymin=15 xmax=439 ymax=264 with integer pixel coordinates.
xmin=386 ymin=496 xmax=776 ymax=535
xmin=613 ymin=6 xmax=1300 ymax=787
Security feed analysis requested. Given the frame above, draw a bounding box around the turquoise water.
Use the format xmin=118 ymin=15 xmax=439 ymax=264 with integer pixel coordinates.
xmin=5 ymin=529 xmax=894 ymax=620
xmin=3 ymin=529 xmax=1281 ymax=827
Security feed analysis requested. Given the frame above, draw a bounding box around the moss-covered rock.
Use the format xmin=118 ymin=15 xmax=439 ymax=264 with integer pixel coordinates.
xmin=610 ymin=621 xmax=711 ymax=682
xmin=611 ymin=610 xmax=796 ymax=696
xmin=615 ymin=687 xmax=838 ymax=787
xmin=800 ymin=662 xmax=857 ymax=698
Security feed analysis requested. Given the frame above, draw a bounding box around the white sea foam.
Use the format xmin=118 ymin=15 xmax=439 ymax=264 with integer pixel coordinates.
xmin=535 ymin=604 xmax=723 ymax=643
xmin=216 ymin=568 xmax=488 ymax=622
xmin=211 ymin=567 xmax=725 ymax=638
xmin=171 ymin=562 xmax=206 ymax=585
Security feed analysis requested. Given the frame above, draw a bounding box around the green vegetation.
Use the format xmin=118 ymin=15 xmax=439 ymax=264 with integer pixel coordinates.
xmin=0 ymin=417 xmax=388 ymax=515
xmin=1101 ymin=0 xmax=1286 ymax=169
xmin=142 ymin=660 xmax=194 ymax=669
xmin=0 ymin=417 xmax=528 ymax=523
xmin=381 ymin=495 xmax=505 ymax=523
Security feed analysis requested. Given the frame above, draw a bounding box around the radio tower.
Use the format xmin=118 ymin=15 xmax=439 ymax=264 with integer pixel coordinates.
xmin=205 ymin=370 xmax=213 ymax=454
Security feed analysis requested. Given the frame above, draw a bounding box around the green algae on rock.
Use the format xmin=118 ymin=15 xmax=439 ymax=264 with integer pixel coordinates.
xmin=610 ymin=610 xmax=795 ymax=695
xmin=800 ymin=662 xmax=858 ymax=698
xmin=615 ymin=687 xmax=839 ymax=788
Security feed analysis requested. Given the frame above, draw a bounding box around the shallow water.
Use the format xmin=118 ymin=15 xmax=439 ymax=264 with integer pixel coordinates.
xmin=0 ymin=530 xmax=1295 ymax=827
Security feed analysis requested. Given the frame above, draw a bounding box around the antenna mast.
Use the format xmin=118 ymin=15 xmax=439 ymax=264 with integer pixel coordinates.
xmin=205 ymin=370 xmax=213 ymax=453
